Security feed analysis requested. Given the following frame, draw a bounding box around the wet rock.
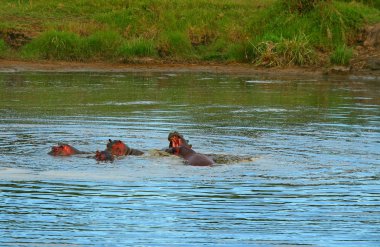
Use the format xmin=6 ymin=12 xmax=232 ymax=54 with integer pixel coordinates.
xmin=328 ymin=66 xmax=351 ymax=75
xmin=366 ymin=58 xmax=380 ymax=70
xmin=148 ymin=149 xmax=173 ymax=157
xmin=364 ymin=23 xmax=380 ymax=49
xmin=206 ymin=154 xmax=257 ymax=164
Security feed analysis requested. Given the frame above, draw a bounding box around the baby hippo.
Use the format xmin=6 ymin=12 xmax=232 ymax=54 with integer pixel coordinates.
xmin=95 ymin=150 xmax=114 ymax=162
xmin=167 ymin=146 xmax=214 ymax=166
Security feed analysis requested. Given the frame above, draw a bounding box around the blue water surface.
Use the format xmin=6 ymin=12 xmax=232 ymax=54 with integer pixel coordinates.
xmin=0 ymin=72 xmax=379 ymax=246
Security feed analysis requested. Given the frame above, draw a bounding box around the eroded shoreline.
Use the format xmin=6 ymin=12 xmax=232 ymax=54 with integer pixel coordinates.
xmin=0 ymin=59 xmax=379 ymax=79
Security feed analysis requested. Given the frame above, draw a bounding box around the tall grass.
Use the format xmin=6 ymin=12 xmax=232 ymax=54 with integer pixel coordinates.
xmin=21 ymin=30 xmax=124 ymax=61
xmin=21 ymin=31 xmax=83 ymax=60
xmin=283 ymin=0 xmax=324 ymax=14
xmin=338 ymin=0 xmax=380 ymax=10
xmin=278 ymin=34 xmax=316 ymax=66
xmin=158 ymin=31 xmax=193 ymax=58
xmin=250 ymin=34 xmax=315 ymax=66
xmin=330 ymin=45 xmax=353 ymax=65
xmin=0 ymin=39 xmax=8 ymax=58
xmin=247 ymin=0 xmax=372 ymax=66
xmin=1 ymin=0 xmax=379 ymax=66
xmin=251 ymin=0 xmax=365 ymax=48
xmin=118 ymin=39 xmax=156 ymax=60
xmin=84 ymin=31 xmax=123 ymax=59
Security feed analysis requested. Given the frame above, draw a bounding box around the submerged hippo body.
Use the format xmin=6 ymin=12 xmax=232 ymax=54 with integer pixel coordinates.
xmin=168 ymin=146 xmax=214 ymax=166
xmin=48 ymin=143 xmax=88 ymax=156
xmin=106 ymin=139 xmax=144 ymax=156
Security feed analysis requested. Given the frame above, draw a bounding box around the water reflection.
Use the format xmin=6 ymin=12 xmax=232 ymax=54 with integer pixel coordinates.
xmin=0 ymin=72 xmax=379 ymax=246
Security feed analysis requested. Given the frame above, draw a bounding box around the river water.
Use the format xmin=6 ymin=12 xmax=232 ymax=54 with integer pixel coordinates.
xmin=0 ymin=72 xmax=379 ymax=246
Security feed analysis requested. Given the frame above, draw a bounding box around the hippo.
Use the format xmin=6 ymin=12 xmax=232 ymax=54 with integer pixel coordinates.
xmin=48 ymin=143 xmax=89 ymax=156
xmin=167 ymin=131 xmax=192 ymax=149
xmin=167 ymin=146 xmax=214 ymax=166
xmin=164 ymin=131 xmax=255 ymax=165
xmin=95 ymin=150 xmax=114 ymax=162
xmin=106 ymin=139 xmax=144 ymax=156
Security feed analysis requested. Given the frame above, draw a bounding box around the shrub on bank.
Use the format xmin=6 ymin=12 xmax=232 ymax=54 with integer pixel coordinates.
xmin=250 ymin=35 xmax=316 ymax=66
xmin=21 ymin=31 xmax=83 ymax=60
xmin=330 ymin=45 xmax=353 ymax=65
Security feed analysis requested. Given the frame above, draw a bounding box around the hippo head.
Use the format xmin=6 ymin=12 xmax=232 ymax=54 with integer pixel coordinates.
xmin=48 ymin=143 xmax=78 ymax=156
xmin=168 ymin=132 xmax=192 ymax=149
xmin=106 ymin=139 xmax=128 ymax=156
xmin=95 ymin=150 xmax=114 ymax=162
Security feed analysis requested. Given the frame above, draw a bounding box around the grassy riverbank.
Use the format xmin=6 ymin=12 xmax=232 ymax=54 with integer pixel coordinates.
xmin=0 ymin=0 xmax=379 ymax=67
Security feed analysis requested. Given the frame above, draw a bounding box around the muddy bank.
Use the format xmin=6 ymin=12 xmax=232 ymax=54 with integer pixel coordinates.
xmin=0 ymin=59 xmax=379 ymax=79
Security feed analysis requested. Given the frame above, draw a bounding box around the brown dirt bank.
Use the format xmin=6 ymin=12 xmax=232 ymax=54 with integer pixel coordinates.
xmin=0 ymin=59 xmax=379 ymax=80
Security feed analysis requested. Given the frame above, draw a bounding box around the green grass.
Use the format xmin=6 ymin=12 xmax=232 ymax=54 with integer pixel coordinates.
xmin=249 ymin=34 xmax=316 ymax=66
xmin=118 ymin=39 xmax=157 ymax=60
xmin=84 ymin=31 xmax=123 ymax=59
xmin=338 ymin=0 xmax=380 ymax=10
xmin=330 ymin=45 xmax=353 ymax=65
xmin=246 ymin=0 xmax=378 ymax=66
xmin=0 ymin=39 xmax=8 ymax=58
xmin=0 ymin=0 xmax=379 ymax=66
xmin=21 ymin=31 xmax=83 ymax=60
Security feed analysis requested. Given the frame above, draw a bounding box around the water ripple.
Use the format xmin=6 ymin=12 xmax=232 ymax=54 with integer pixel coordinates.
xmin=1 ymin=72 xmax=379 ymax=246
